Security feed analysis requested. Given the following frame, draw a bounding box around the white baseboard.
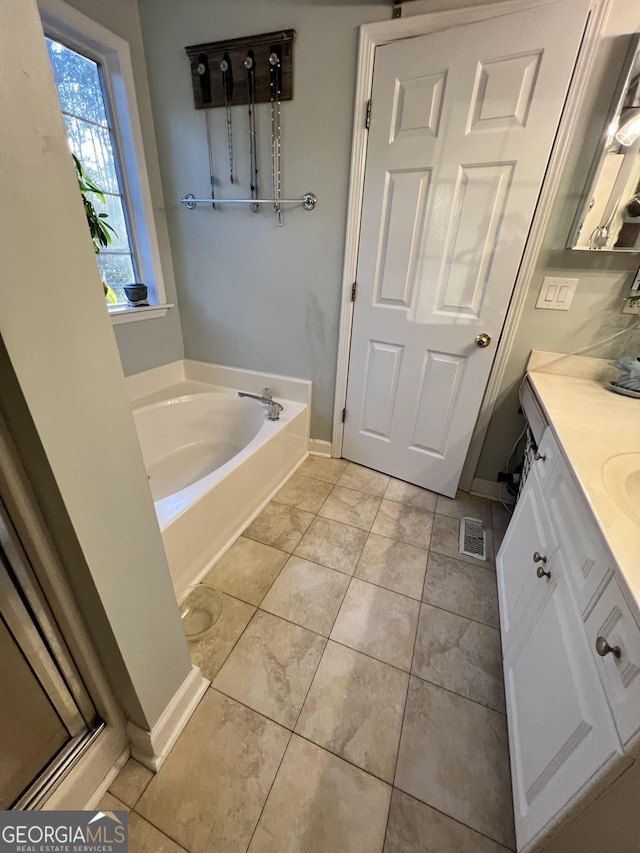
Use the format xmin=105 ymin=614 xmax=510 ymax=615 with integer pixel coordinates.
xmin=309 ymin=439 xmax=332 ymax=457
xmin=127 ymin=665 xmax=209 ymax=772
xmin=470 ymin=477 xmax=515 ymax=505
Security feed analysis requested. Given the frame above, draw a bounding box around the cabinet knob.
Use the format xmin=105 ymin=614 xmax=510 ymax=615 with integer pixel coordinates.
xmin=534 ymin=451 xmax=546 ymax=462
xmin=533 ymin=551 xmax=546 ymax=564
xmin=536 ymin=565 xmax=551 ymax=580
xmin=595 ymin=636 xmax=621 ymax=659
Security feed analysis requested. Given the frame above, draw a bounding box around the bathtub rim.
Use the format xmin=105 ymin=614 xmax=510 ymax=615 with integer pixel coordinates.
xmin=159 ymin=400 xmax=309 ymax=594
xmin=126 ymin=358 xmax=312 ymax=409
xmin=133 ymin=390 xmax=307 ymax=530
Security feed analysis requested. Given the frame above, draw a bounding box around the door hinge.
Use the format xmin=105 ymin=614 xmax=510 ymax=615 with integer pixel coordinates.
xmin=365 ymin=99 xmax=372 ymax=130
xmin=351 ymin=281 xmax=357 ymax=302
xmin=342 ymin=408 xmax=346 ymax=423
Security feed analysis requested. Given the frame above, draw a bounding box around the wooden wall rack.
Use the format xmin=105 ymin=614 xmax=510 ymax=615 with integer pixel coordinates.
xmin=185 ymin=30 xmax=294 ymax=110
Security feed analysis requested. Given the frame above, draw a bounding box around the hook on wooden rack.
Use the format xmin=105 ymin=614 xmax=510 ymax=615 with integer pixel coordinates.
xmin=186 ymin=30 xmax=294 ymax=110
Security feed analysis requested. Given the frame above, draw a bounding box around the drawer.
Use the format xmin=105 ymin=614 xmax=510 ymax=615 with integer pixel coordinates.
xmin=585 ymin=577 xmax=640 ymax=753
xmin=497 ymin=474 xmax=555 ymax=653
xmin=544 ymin=459 xmax=613 ymax=616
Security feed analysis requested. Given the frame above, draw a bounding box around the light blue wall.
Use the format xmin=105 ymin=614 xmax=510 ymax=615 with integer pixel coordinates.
xmin=137 ymin=0 xmax=397 ymax=440
xmin=138 ymin=0 xmax=639 ymax=468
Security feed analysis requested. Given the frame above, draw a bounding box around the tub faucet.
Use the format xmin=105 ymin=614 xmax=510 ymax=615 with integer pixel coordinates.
xmin=238 ymin=388 xmax=284 ymax=421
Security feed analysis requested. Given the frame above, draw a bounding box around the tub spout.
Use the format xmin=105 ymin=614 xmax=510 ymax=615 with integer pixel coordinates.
xmin=238 ymin=390 xmax=284 ymax=421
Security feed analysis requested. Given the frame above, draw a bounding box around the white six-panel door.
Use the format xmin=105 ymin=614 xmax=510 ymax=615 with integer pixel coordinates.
xmin=342 ymin=2 xmax=589 ymax=496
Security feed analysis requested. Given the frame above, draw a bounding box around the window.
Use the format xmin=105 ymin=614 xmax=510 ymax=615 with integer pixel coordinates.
xmin=39 ymin=0 xmax=169 ymax=320
xmin=46 ymin=38 xmax=136 ymax=304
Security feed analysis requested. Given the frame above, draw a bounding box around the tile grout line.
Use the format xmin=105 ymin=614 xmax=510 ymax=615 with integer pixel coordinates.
xmin=429 ymin=541 xmax=496 ymax=571
xmin=272 ymin=478 xmax=336 ymax=515
xmin=391 ymin=600 xmax=423 ymax=788
xmin=210 ymin=656 xmax=403 ymax=793
xmin=353 ymin=539 xmax=427 ymax=602
xmin=129 ymin=773 xmax=154 ymax=811
xmin=240 ymin=562 xmax=336 ymax=853
xmin=382 ymin=572 xmax=424 ymax=852
xmin=419 ymin=596 xmax=501 ymax=631
xmin=298 ymin=468 xmax=442 ymax=510
xmin=287 ymin=551 xmax=355 ymax=733
xmin=134 ymin=795 xmax=195 ymax=851
xmin=204 ymin=603 xmax=262 ymax=686
xmin=386 ymin=786 xmax=516 ymax=852
xmin=243 ymin=728 xmax=295 ymax=853
xmin=192 ymin=469 xmax=508 ymax=849
xmin=129 ymin=808 xmax=191 ymax=853
xmin=408 ymin=666 xmax=507 ymax=718
xmin=215 ymin=540 xmax=495 ymax=618
xmin=198 ymin=544 xmax=292 ymax=683
xmin=213 ymin=587 xmax=505 ymax=714
xmin=208 ymin=545 xmax=504 ymax=718
xmin=290 ymin=725 xmax=398 ymax=788
xmin=426 ymin=546 xmax=500 ymax=577
xmin=209 ymin=684 xmax=295 ymax=734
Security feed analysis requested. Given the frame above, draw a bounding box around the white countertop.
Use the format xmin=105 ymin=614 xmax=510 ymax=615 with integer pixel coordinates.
xmin=527 ymin=352 xmax=640 ymax=608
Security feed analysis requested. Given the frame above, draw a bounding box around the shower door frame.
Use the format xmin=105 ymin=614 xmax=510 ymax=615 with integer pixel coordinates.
xmin=0 ymin=411 xmax=128 ymax=809
xmin=0 ymin=499 xmax=103 ymax=809
xmin=331 ymin=0 xmax=611 ymax=491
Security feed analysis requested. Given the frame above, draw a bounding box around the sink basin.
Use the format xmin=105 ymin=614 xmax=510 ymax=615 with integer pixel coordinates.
xmin=601 ymin=453 xmax=640 ymax=527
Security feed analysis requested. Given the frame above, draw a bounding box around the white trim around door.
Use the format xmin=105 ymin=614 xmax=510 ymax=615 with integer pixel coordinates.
xmin=332 ymin=0 xmax=610 ymax=491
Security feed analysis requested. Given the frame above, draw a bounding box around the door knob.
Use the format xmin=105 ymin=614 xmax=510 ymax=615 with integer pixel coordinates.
xmin=595 ymin=636 xmax=621 ymax=659
xmin=476 ymin=333 xmax=491 ymax=348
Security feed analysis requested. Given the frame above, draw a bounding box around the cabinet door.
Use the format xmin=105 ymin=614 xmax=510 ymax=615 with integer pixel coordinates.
xmin=585 ymin=577 xmax=640 ymax=753
xmin=497 ymin=476 xmax=554 ymax=653
xmin=531 ymin=427 xmax=561 ymax=489
xmin=504 ymin=559 xmax=625 ymax=851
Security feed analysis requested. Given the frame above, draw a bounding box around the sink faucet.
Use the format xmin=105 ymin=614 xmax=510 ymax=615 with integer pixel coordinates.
xmin=238 ymin=387 xmax=284 ymax=421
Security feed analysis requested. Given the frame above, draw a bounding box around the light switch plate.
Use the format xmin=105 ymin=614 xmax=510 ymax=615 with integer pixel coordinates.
xmin=535 ymin=277 xmax=579 ymax=311
xmin=622 ymin=267 xmax=640 ymax=315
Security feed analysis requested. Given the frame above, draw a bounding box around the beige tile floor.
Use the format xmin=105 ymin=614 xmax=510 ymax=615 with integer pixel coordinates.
xmin=103 ymin=458 xmax=515 ymax=853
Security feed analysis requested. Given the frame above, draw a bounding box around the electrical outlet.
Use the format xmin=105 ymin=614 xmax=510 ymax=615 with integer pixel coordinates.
xmin=622 ymin=267 xmax=640 ymax=315
xmin=535 ymin=277 xmax=579 ymax=311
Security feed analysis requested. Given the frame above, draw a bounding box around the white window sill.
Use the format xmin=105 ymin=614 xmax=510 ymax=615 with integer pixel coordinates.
xmin=109 ymin=303 xmax=174 ymax=325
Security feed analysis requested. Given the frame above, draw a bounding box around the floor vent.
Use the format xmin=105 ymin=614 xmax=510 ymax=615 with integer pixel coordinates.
xmin=459 ymin=516 xmax=487 ymax=561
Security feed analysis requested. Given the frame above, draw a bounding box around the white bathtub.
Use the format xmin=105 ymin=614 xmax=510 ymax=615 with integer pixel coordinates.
xmin=129 ymin=361 xmax=310 ymax=595
xmin=134 ymin=392 xmax=266 ymax=514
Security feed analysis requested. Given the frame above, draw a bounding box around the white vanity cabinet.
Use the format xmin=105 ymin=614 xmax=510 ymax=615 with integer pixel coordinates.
xmin=496 ymin=471 xmax=555 ymax=653
xmin=497 ymin=429 xmax=638 ymax=852
xmin=585 ymin=577 xmax=640 ymax=753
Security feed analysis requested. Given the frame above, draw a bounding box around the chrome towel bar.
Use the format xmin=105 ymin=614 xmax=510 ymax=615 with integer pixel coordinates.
xmin=179 ymin=192 xmax=317 ymax=210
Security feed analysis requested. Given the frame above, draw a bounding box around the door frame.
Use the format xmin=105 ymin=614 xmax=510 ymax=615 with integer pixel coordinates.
xmin=332 ymin=0 xmax=609 ymax=491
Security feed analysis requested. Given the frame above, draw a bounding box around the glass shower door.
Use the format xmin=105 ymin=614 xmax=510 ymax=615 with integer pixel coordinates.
xmin=0 ymin=499 xmax=100 ymax=809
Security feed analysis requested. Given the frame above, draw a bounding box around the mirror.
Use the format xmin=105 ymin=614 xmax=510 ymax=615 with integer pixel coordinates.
xmin=569 ymin=33 xmax=640 ymax=252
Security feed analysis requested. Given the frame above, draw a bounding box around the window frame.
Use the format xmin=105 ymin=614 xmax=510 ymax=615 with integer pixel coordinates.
xmin=38 ymin=0 xmax=171 ymax=323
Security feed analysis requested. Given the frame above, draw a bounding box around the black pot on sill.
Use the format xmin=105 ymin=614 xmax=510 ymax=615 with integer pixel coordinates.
xmin=123 ymin=283 xmax=148 ymax=306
